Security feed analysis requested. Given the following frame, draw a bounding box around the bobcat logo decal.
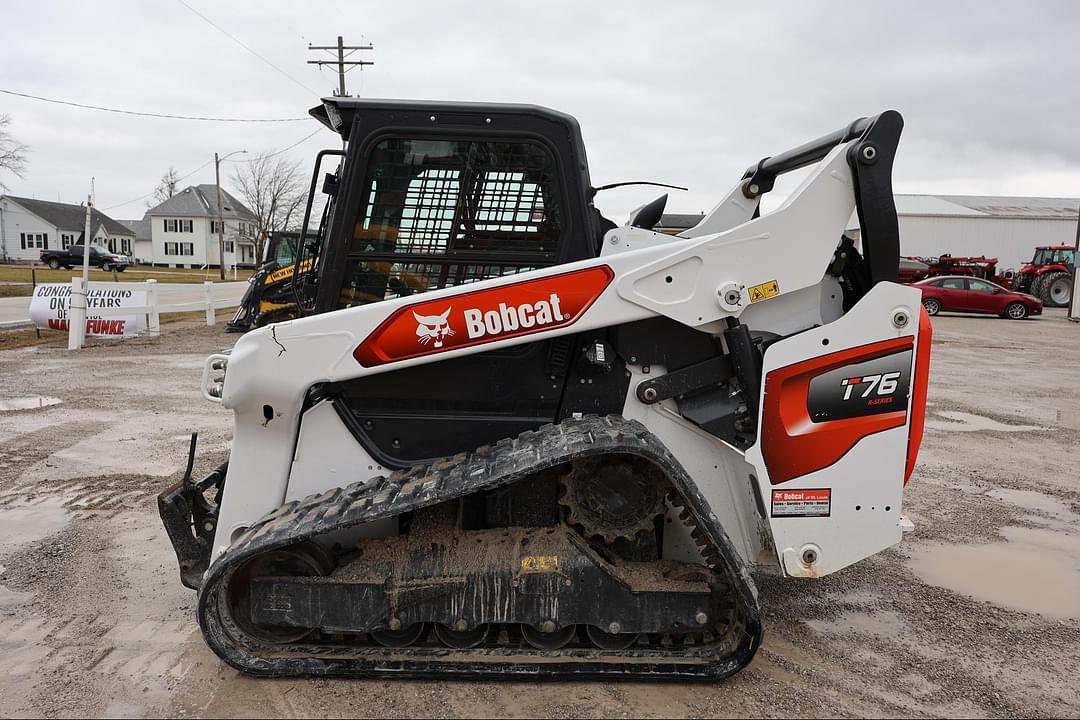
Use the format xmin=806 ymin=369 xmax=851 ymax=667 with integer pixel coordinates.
xmin=413 ymin=307 xmax=455 ymax=348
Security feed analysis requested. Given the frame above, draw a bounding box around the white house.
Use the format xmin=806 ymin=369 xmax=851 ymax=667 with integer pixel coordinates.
xmin=117 ymin=216 xmax=153 ymax=264
xmin=145 ymin=185 xmax=258 ymax=268
xmin=0 ymin=195 xmax=136 ymax=263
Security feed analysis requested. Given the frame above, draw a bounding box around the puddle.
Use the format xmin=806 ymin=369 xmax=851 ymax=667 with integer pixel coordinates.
xmin=0 ymin=396 xmax=62 ymax=412
xmin=986 ymin=488 xmax=1077 ymax=521
xmin=908 ymin=526 xmax=1080 ymax=620
xmin=0 ymin=497 xmax=71 ymax=548
xmin=924 ymin=410 xmax=1042 ymax=433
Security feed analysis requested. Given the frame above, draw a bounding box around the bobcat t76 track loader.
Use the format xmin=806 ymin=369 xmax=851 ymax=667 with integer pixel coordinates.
xmin=159 ymin=98 xmax=931 ymax=680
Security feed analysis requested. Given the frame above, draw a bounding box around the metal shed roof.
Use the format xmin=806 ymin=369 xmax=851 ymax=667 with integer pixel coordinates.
xmin=896 ymin=194 xmax=1078 ymax=220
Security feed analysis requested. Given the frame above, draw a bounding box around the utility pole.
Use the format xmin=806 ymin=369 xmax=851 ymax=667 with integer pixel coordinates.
xmin=215 ymin=152 xmax=224 ymax=280
xmin=214 ymin=150 xmax=247 ymax=280
xmin=307 ymin=36 xmax=374 ymax=97
xmin=70 ymin=186 xmax=93 ymax=350
xmin=1069 ymin=198 xmax=1079 ymax=322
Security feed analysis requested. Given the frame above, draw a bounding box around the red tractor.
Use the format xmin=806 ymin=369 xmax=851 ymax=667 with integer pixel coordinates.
xmin=1011 ymin=245 xmax=1075 ymax=307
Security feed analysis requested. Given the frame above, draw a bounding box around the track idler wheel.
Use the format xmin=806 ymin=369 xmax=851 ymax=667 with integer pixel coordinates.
xmin=434 ymin=623 xmax=489 ymax=649
xmin=586 ymin=625 xmax=639 ymax=650
xmin=227 ymin=544 xmax=332 ymax=644
xmin=371 ymin=623 xmax=426 ymax=648
xmin=521 ymin=623 xmax=576 ymax=650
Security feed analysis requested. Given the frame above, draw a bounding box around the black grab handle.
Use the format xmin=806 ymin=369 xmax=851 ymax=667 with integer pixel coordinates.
xmin=741 ymin=114 xmax=881 ymax=198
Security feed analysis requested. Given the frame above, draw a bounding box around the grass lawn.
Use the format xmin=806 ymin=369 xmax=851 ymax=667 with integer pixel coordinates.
xmin=0 ymin=264 xmax=255 ymax=296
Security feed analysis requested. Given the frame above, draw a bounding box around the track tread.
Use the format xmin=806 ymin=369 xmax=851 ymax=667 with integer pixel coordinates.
xmin=197 ymin=415 xmax=762 ymax=679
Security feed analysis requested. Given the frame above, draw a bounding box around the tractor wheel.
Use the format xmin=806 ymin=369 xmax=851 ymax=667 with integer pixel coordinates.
xmin=922 ymin=297 xmax=941 ymax=316
xmin=1030 ymin=274 xmax=1045 ymax=301
xmin=1043 ymin=271 xmax=1072 ymax=308
xmin=1004 ymin=302 xmax=1028 ymax=320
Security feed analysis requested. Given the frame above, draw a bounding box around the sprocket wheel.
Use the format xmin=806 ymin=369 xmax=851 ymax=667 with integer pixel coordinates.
xmin=559 ymin=458 xmax=668 ymax=543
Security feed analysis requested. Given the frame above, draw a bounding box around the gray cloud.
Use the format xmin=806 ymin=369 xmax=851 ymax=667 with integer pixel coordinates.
xmin=1 ymin=0 xmax=1077 ymax=222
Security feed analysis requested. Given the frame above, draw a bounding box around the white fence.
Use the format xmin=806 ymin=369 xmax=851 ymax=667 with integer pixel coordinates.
xmin=65 ymin=278 xmax=240 ymax=349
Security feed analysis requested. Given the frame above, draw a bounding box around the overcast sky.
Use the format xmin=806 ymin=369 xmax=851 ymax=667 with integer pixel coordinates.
xmin=1 ymin=0 xmax=1078 ymax=223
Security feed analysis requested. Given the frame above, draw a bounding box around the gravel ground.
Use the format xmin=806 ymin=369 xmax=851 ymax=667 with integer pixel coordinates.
xmin=0 ymin=311 xmax=1077 ymax=718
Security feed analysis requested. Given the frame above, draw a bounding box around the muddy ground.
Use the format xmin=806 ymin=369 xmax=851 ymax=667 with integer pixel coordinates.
xmin=0 ymin=311 xmax=1077 ymax=718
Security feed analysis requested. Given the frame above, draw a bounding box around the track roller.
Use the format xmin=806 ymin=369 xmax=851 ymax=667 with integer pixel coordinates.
xmin=521 ymin=623 xmax=576 ymax=650
xmin=434 ymin=623 xmax=489 ymax=649
xmin=371 ymin=623 xmax=426 ymax=648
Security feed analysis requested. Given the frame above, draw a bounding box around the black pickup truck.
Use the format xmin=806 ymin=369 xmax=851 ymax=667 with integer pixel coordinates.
xmin=40 ymin=244 xmax=130 ymax=272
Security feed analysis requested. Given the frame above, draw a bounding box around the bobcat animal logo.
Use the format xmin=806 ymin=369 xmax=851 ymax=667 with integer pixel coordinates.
xmin=413 ymin=307 xmax=455 ymax=348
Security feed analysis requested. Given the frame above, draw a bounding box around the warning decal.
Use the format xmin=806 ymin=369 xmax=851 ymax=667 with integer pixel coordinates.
xmin=771 ymin=488 xmax=831 ymax=517
xmin=748 ymin=279 xmax=780 ymax=303
xmin=520 ymin=555 xmax=559 ymax=573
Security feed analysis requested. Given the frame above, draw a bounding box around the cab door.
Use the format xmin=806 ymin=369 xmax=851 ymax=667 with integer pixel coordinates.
xmin=319 ymin=136 xmax=582 ymax=467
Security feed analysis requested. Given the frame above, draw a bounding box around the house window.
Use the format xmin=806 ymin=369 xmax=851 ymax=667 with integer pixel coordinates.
xmin=181 ymin=242 xmax=194 ymax=256
xmin=20 ymin=232 xmax=48 ymax=250
xmin=62 ymin=233 xmax=75 ymax=249
xmin=223 ymin=241 xmax=234 ymax=253
xmin=210 ymin=220 xmax=221 ymax=234
xmin=164 ymin=218 xmax=193 ymax=232
xmin=165 ymin=241 xmax=178 ymax=255
xmin=121 ymin=239 xmax=131 ymax=254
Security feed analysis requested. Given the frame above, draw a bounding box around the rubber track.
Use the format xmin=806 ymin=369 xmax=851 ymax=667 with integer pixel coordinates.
xmin=197 ymin=415 xmax=763 ymax=679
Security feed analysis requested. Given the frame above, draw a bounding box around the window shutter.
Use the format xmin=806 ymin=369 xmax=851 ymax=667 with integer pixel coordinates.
xmin=20 ymin=233 xmax=25 ymax=250
xmin=42 ymin=233 xmax=48 ymax=250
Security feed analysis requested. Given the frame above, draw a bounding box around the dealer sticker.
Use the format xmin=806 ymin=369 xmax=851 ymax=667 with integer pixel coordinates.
xmin=771 ymin=488 xmax=831 ymax=517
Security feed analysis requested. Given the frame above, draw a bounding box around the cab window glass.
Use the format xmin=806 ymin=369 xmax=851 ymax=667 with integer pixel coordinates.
xmin=339 ymin=138 xmax=562 ymax=308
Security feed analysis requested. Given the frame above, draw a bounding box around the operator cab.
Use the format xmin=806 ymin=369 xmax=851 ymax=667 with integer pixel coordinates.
xmin=302 ymin=98 xmax=604 ymax=315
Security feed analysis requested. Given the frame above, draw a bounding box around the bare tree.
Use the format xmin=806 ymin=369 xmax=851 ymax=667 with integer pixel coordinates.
xmin=230 ymin=151 xmax=307 ymax=261
xmin=149 ymin=166 xmax=181 ymax=207
xmin=0 ymin=114 xmax=28 ymax=191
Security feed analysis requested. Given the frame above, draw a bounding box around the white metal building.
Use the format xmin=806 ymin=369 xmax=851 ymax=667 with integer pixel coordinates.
xmin=848 ymin=194 xmax=1078 ymax=271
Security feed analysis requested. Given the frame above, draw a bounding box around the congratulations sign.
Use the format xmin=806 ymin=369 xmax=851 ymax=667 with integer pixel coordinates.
xmin=29 ymin=283 xmax=147 ymax=337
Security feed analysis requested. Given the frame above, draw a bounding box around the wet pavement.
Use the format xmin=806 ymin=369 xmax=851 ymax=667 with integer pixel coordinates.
xmin=0 ymin=311 xmax=1077 ymax=718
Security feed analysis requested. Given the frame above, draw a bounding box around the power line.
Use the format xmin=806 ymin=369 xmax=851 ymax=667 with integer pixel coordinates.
xmin=99 ymin=127 xmax=327 ymax=212
xmin=175 ymin=0 xmax=320 ymax=96
xmin=226 ymin=129 xmax=327 ymax=163
xmin=0 ymin=89 xmax=309 ymax=122
xmin=99 ymin=158 xmax=215 ymax=211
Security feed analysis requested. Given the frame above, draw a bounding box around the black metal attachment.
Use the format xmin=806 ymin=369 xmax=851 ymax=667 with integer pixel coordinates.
xmin=158 ymin=437 xmax=227 ymax=590
xmin=741 ymin=115 xmax=873 ymax=198
xmin=636 ymin=355 xmax=734 ymax=404
xmin=722 ymin=322 xmax=763 ymax=431
xmin=629 ymin=193 xmax=669 ymax=230
xmin=739 ymin=110 xmax=904 ymax=295
xmin=588 ymin=180 xmax=689 ymax=199
xmin=292 ymin=148 xmax=347 ymax=314
xmin=846 ymin=110 xmax=904 ymax=287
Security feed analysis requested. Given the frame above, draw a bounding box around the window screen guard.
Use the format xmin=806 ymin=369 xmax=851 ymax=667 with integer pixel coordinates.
xmin=339 ymin=137 xmax=563 ymax=308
